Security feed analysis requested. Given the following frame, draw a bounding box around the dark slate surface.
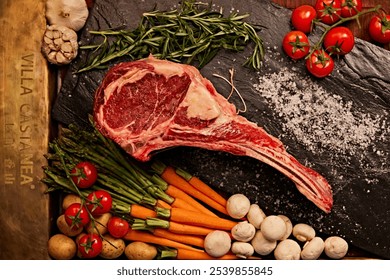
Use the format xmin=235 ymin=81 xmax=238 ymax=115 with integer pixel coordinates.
xmin=52 ymin=0 xmax=390 ymax=258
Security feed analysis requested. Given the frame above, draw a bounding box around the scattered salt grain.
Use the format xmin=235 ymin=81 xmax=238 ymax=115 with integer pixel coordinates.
xmin=253 ymin=68 xmax=389 ymax=171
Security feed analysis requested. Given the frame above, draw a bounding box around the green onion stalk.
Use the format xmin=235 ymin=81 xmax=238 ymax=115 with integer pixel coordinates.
xmin=42 ymin=120 xmax=177 ymax=219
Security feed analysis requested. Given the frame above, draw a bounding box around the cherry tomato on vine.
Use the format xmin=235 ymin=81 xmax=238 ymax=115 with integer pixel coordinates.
xmin=323 ymin=26 xmax=355 ymax=55
xmin=315 ymin=0 xmax=342 ymax=25
xmin=368 ymin=15 xmax=390 ymax=44
xmin=70 ymin=161 xmax=98 ymax=189
xmin=78 ymin=233 xmax=103 ymax=258
xmin=291 ymin=5 xmax=317 ymax=33
xmin=64 ymin=203 xmax=91 ymax=229
xmin=86 ymin=190 xmax=113 ymax=216
xmin=306 ymin=49 xmax=335 ymax=78
xmin=282 ymin=31 xmax=310 ymax=60
xmin=107 ymin=216 xmax=129 ymax=238
xmin=340 ymin=0 xmax=362 ymax=18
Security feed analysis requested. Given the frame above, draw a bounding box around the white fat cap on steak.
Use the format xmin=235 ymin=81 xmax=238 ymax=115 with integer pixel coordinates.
xmin=183 ymin=81 xmax=221 ymax=121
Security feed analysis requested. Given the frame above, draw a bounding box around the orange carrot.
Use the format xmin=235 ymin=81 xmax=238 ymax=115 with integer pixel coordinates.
xmin=152 ymin=228 xmax=204 ymax=248
xmin=129 ymin=204 xmax=157 ymax=219
xmin=165 ymin=220 xmax=215 ymax=236
xmin=159 ymin=195 xmax=201 ymax=213
xmin=124 ymin=228 xmax=202 ymax=252
xmin=172 ymin=248 xmax=239 ymax=260
xmin=159 ymin=207 xmax=237 ymax=231
xmin=170 ymin=197 xmax=200 ymax=212
xmin=189 ymin=176 xmax=227 ymax=206
xmin=165 ymin=184 xmax=218 ymax=217
xmin=161 ymin=166 xmax=229 ymax=215
xmin=157 ymin=199 xmax=172 ymax=209
xmin=146 ymin=217 xmax=215 ymax=236
xmin=175 ymin=167 xmax=227 ymax=207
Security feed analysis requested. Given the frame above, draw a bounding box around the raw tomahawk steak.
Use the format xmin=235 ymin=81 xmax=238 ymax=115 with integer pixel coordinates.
xmin=93 ymin=55 xmax=333 ymax=213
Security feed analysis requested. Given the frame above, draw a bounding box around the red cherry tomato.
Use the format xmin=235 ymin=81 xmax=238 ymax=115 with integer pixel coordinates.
xmin=86 ymin=190 xmax=113 ymax=216
xmin=78 ymin=233 xmax=103 ymax=258
xmin=323 ymin=26 xmax=355 ymax=55
xmin=291 ymin=5 xmax=317 ymax=34
xmin=340 ymin=0 xmax=362 ymax=18
xmin=368 ymin=15 xmax=390 ymax=44
xmin=315 ymin=0 xmax=342 ymax=25
xmin=306 ymin=49 xmax=335 ymax=78
xmin=64 ymin=203 xmax=91 ymax=229
xmin=107 ymin=216 xmax=130 ymax=238
xmin=70 ymin=161 xmax=98 ymax=189
xmin=282 ymin=31 xmax=310 ymax=60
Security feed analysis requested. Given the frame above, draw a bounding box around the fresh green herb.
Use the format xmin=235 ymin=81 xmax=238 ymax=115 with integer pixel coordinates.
xmin=42 ymin=117 xmax=175 ymax=211
xmin=77 ymin=0 xmax=264 ymax=73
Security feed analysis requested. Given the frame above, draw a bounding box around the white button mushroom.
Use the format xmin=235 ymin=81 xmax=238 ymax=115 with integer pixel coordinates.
xmin=231 ymin=221 xmax=256 ymax=242
xmin=274 ymin=239 xmax=301 ymax=260
xmin=45 ymin=0 xmax=89 ymax=32
xmin=260 ymin=215 xmax=287 ymax=241
xmin=204 ymin=230 xmax=231 ymax=258
xmin=226 ymin=193 xmax=251 ymax=219
xmin=231 ymin=242 xmax=255 ymax=259
xmin=278 ymin=214 xmax=293 ymax=240
xmin=301 ymin=236 xmax=325 ymax=260
xmin=251 ymin=230 xmax=277 ymax=256
xmin=41 ymin=25 xmax=78 ymax=65
xmin=324 ymin=236 xmax=348 ymax=259
xmin=292 ymin=223 xmax=316 ymax=242
xmin=247 ymin=204 xmax=266 ymax=229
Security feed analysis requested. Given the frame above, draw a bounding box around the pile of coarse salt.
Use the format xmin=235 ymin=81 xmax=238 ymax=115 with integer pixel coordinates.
xmin=253 ymin=68 xmax=388 ymax=167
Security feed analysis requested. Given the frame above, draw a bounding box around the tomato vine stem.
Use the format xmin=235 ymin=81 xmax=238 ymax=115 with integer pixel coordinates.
xmin=307 ymin=4 xmax=382 ymax=58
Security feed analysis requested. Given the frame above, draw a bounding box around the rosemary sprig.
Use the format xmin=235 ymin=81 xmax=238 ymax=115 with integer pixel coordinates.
xmin=77 ymin=0 xmax=264 ymax=73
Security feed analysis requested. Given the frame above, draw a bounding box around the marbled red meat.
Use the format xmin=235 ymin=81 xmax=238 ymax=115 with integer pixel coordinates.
xmin=93 ymin=56 xmax=333 ymax=213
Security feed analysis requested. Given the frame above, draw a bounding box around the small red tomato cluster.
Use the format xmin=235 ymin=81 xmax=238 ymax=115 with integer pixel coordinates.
xmin=63 ymin=161 xmax=130 ymax=258
xmin=282 ymin=0 xmax=389 ymax=78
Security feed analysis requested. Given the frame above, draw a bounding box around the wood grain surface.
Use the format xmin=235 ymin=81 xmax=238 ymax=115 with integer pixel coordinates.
xmin=0 ymin=0 xmax=54 ymax=259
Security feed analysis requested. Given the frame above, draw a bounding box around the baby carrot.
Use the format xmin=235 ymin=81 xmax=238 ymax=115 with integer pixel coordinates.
xmin=152 ymin=228 xmax=205 ymax=248
xmin=157 ymin=207 xmax=237 ymax=231
xmin=124 ymin=228 xmax=202 ymax=252
xmin=165 ymin=184 xmax=217 ymax=217
xmin=157 ymin=199 xmax=172 ymax=209
xmin=146 ymin=218 xmax=214 ymax=236
xmin=175 ymin=167 xmax=227 ymax=207
xmin=170 ymin=197 xmax=200 ymax=212
xmin=129 ymin=204 xmax=157 ymax=219
xmin=160 ymin=166 xmax=229 ymax=215
xmin=165 ymin=221 xmax=215 ymax=236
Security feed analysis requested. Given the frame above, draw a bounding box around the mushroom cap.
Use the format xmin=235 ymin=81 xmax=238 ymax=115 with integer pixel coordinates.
xmin=260 ymin=215 xmax=287 ymax=241
xmin=231 ymin=221 xmax=256 ymax=242
xmin=204 ymin=230 xmax=231 ymax=258
xmin=226 ymin=193 xmax=251 ymax=219
xmin=301 ymin=237 xmax=325 ymax=260
xmin=274 ymin=239 xmax=301 ymax=260
xmin=46 ymin=0 xmax=89 ymax=31
xmin=251 ymin=230 xmax=277 ymax=256
xmin=278 ymin=215 xmax=293 ymax=240
xmin=292 ymin=223 xmax=316 ymax=242
xmin=324 ymin=236 xmax=348 ymax=259
xmin=247 ymin=204 xmax=266 ymax=229
xmin=231 ymin=242 xmax=255 ymax=259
